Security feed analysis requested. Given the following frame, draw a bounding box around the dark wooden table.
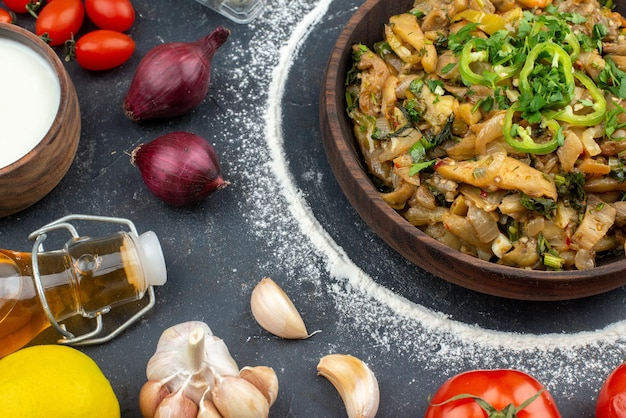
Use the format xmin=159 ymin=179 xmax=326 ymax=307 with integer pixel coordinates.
xmin=2 ymin=0 xmax=626 ymax=416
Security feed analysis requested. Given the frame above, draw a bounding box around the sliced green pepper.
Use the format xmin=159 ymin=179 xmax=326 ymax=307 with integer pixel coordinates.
xmin=518 ymin=41 xmax=575 ymax=111
xmin=549 ymin=71 xmax=607 ymax=126
xmin=458 ymin=38 xmax=522 ymax=88
xmin=459 ymin=39 xmax=491 ymax=87
xmin=503 ymin=103 xmax=564 ymax=155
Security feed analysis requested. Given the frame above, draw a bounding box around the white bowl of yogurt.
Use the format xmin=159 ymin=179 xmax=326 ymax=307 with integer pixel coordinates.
xmin=0 ymin=23 xmax=80 ymax=218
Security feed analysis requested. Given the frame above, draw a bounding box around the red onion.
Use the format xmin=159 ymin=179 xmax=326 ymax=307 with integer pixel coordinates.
xmin=123 ymin=27 xmax=230 ymax=121
xmin=131 ymin=132 xmax=228 ymax=206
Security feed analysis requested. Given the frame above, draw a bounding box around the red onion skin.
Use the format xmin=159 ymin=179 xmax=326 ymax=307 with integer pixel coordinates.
xmin=131 ymin=132 xmax=228 ymax=206
xmin=123 ymin=27 xmax=230 ymax=121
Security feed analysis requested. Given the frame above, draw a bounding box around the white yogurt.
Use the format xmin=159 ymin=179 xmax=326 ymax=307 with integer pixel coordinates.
xmin=0 ymin=37 xmax=61 ymax=169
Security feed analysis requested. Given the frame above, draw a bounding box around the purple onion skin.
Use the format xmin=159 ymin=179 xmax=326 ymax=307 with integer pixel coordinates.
xmin=131 ymin=132 xmax=228 ymax=206
xmin=123 ymin=27 xmax=230 ymax=121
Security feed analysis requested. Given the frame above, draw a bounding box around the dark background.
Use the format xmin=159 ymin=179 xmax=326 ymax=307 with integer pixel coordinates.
xmin=2 ymin=0 xmax=626 ymax=416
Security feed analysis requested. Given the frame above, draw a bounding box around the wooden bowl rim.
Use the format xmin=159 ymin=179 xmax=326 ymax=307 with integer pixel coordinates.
xmin=320 ymin=0 xmax=626 ymax=300
xmin=0 ymin=23 xmax=71 ymax=174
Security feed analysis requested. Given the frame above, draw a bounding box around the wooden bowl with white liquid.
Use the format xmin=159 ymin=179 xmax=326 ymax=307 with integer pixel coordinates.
xmin=0 ymin=23 xmax=80 ymax=218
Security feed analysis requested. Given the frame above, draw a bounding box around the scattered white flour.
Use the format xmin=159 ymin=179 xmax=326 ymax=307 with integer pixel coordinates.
xmin=210 ymin=0 xmax=626 ymax=405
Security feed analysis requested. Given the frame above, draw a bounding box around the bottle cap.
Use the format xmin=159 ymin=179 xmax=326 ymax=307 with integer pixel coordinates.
xmin=137 ymin=231 xmax=167 ymax=286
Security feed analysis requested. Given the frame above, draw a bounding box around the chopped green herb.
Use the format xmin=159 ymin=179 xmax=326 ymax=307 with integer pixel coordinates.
xmin=598 ymin=57 xmax=626 ymax=99
xmin=520 ymin=194 xmax=557 ymax=219
xmin=448 ymin=22 xmax=479 ymax=55
xmin=554 ymin=172 xmax=586 ymax=212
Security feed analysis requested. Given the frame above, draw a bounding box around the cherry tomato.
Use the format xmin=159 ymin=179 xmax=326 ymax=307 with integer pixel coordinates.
xmin=0 ymin=7 xmax=15 ymax=22
xmin=597 ymin=363 xmax=626 ymax=417
xmin=35 ymin=0 xmax=84 ymax=46
xmin=2 ymin=0 xmax=39 ymax=14
xmin=85 ymin=0 xmax=134 ymax=32
xmin=73 ymin=29 xmax=135 ymax=71
xmin=425 ymin=369 xmax=561 ymax=418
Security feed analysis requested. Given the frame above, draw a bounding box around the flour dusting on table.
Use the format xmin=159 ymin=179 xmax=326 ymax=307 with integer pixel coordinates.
xmin=210 ymin=0 xmax=626 ymax=404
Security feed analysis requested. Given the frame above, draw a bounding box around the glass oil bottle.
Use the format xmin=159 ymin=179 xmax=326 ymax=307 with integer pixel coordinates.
xmin=0 ymin=214 xmax=167 ymax=358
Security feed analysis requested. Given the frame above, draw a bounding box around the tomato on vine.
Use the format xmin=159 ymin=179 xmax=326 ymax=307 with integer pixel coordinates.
xmin=35 ymin=0 xmax=84 ymax=46
xmin=3 ymin=0 xmax=39 ymax=15
xmin=85 ymin=0 xmax=135 ymax=32
xmin=68 ymin=29 xmax=135 ymax=71
xmin=597 ymin=363 xmax=626 ymax=417
xmin=0 ymin=7 xmax=15 ymax=22
xmin=425 ymin=369 xmax=561 ymax=418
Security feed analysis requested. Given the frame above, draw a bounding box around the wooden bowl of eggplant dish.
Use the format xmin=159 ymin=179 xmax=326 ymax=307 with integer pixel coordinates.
xmin=320 ymin=0 xmax=626 ymax=300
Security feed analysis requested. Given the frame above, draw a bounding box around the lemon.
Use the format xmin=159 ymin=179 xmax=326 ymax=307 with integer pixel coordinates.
xmin=0 ymin=345 xmax=120 ymax=418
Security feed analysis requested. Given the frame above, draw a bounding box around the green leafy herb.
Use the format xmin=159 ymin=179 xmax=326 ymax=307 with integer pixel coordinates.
xmin=374 ymin=41 xmax=393 ymax=59
xmin=598 ymin=57 xmax=626 ymax=99
xmin=403 ymin=99 xmax=422 ymax=124
xmin=538 ymin=233 xmax=563 ymax=270
xmin=520 ymin=194 xmax=558 ymax=218
xmin=554 ymin=172 xmax=586 ymax=212
xmin=409 ymin=78 xmax=424 ymax=97
xmin=473 ymin=96 xmax=494 ymax=113
xmin=448 ymin=22 xmax=479 ymax=55
xmin=346 ymin=44 xmax=368 ymax=86
xmin=609 ymin=157 xmax=626 ymax=182
xmin=409 ymin=160 xmax=436 ymax=176
xmin=407 ymin=116 xmax=455 ymax=176
xmin=426 ymin=79 xmax=445 ymax=95
xmin=606 ymin=103 xmax=626 ymax=139
xmin=441 ymin=62 xmax=456 ymax=74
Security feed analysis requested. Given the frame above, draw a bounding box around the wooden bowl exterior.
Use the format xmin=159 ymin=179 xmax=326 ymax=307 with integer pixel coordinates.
xmin=0 ymin=23 xmax=80 ymax=217
xmin=320 ymin=0 xmax=626 ymax=300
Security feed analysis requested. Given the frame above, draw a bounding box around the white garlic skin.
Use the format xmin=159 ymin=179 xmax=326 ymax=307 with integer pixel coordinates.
xmin=146 ymin=321 xmax=240 ymax=404
xmin=317 ymin=354 xmax=380 ymax=418
xmin=212 ymin=375 xmax=270 ymax=418
xmin=239 ymin=366 xmax=279 ymax=406
xmin=250 ymin=277 xmax=310 ymax=339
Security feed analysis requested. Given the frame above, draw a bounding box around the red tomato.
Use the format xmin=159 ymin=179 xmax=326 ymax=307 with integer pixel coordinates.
xmin=0 ymin=7 xmax=15 ymax=22
xmin=597 ymin=363 xmax=626 ymax=417
xmin=35 ymin=0 xmax=84 ymax=46
xmin=425 ymin=369 xmax=561 ymax=418
xmin=3 ymin=0 xmax=39 ymax=14
xmin=74 ymin=29 xmax=135 ymax=71
xmin=85 ymin=0 xmax=134 ymax=32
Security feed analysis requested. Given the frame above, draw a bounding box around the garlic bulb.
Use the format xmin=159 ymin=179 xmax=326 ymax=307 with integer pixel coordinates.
xmin=212 ymin=375 xmax=270 ymax=418
xmin=240 ymin=366 xmax=279 ymax=406
xmin=146 ymin=321 xmax=239 ymax=404
xmin=317 ymin=354 xmax=380 ymax=418
xmin=250 ymin=277 xmax=314 ymax=339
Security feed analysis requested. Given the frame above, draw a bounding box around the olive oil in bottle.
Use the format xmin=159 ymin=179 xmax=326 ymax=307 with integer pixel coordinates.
xmin=0 ymin=230 xmax=166 ymax=358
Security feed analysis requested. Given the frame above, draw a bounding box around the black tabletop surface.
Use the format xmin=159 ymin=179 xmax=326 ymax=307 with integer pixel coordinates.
xmin=3 ymin=0 xmax=626 ymax=416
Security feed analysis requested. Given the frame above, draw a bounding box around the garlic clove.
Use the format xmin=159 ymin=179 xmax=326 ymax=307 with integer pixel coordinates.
xmin=197 ymin=389 xmax=223 ymax=418
xmin=239 ymin=366 xmax=279 ymax=406
xmin=212 ymin=375 xmax=270 ymax=418
xmin=139 ymin=380 xmax=171 ymax=418
xmin=250 ymin=277 xmax=312 ymax=339
xmin=317 ymin=354 xmax=380 ymax=418
xmin=154 ymin=390 xmax=199 ymax=418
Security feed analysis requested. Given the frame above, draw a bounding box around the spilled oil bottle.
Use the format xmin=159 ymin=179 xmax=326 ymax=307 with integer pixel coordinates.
xmin=0 ymin=214 xmax=167 ymax=358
